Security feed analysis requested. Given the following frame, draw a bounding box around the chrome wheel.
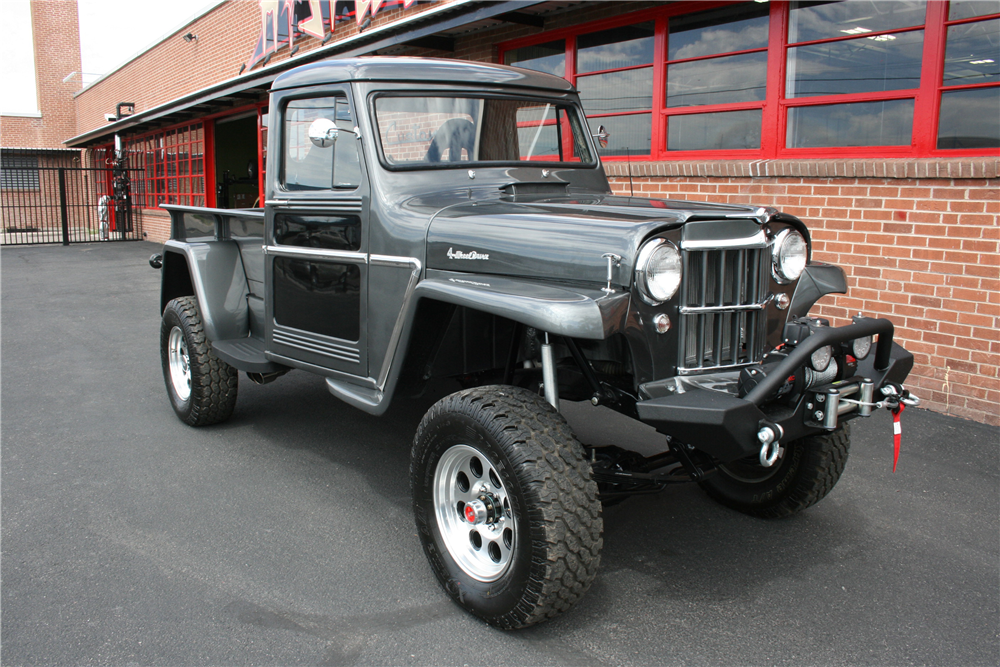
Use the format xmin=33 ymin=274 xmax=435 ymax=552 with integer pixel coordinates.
xmin=433 ymin=444 xmax=515 ymax=582
xmin=167 ymin=326 xmax=192 ymax=402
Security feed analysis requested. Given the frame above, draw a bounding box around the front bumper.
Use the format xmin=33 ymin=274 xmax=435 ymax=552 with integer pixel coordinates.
xmin=635 ymin=318 xmax=914 ymax=463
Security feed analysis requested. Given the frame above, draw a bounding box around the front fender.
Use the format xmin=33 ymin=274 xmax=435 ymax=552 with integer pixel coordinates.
xmin=161 ymin=240 xmax=249 ymax=342
xmin=415 ymin=270 xmax=630 ymax=340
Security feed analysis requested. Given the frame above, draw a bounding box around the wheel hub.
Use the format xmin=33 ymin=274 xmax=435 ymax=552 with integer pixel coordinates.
xmin=433 ymin=444 xmax=515 ymax=582
xmin=464 ymin=490 xmax=502 ymax=526
xmin=167 ymin=326 xmax=192 ymax=402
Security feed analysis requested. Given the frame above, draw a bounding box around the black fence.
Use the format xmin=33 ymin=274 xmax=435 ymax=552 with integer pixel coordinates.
xmin=1 ymin=165 xmax=144 ymax=246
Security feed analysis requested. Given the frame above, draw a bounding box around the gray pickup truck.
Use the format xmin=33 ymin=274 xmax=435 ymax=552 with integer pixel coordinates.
xmin=152 ymin=57 xmax=917 ymax=629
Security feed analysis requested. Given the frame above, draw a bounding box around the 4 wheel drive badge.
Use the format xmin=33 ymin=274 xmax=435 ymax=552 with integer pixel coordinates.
xmin=447 ymin=247 xmax=489 ymax=260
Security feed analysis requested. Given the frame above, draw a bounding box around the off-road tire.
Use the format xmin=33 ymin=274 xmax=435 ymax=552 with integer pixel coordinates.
xmin=699 ymin=424 xmax=850 ymax=519
xmin=411 ymin=386 xmax=603 ymax=629
xmin=160 ymin=296 xmax=238 ymax=426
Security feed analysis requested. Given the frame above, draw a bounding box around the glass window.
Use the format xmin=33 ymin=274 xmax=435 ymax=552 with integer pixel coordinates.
xmin=949 ymin=1 xmax=1000 ymax=21
xmin=577 ymin=22 xmax=655 ymax=73
xmin=283 ymin=96 xmax=360 ymax=191
xmin=668 ymin=109 xmax=762 ymax=151
xmin=667 ymin=51 xmax=767 ymax=107
xmin=788 ymin=1 xmax=927 ymax=43
xmin=786 ymin=29 xmax=924 ymax=97
xmin=943 ymin=18 xmax=1000 ymax=86
xmin=668 ymin=3 xmax=769 ymax=60
xmin=0 ymin=155 xmax=39 ymax=189
xmin=787 ymin=98 xmax=914 ymax=147
xmin=938 ymin=86 xmax=1000 ymax=148
xmin=588 ymin=115 xmax=652 ymax=157
xmin=504 ymin=40 xmax=565 ymax=77
xmin=578 ymin=68 xmax=654 ymax=113
xmin=374 ymin=96 xmax=593 ymax=167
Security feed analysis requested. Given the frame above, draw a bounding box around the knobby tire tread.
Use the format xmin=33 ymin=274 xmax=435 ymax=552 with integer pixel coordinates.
xmin=413 ymin=386 xmax=602 ymax=629
xmin=163 ymin=296 xmax=238 ymax=426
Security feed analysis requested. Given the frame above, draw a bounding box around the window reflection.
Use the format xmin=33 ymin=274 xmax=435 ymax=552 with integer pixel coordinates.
xmin=788 ymin=1 xmax=926 ymax=43
xmin=668 ymin=3 xmax=769 ymax=61
xmin=668 ymin=110 xmax=762 ymax=151
xmin=938 ymin=87 xmax=1000 ymax=148
xmin=504 ymin=40 xmax=565 ymax=77
xmin=944 ymin=19 xmax=1000 ymax=86
xmin=787 ymin=99 xmax=913 ymax=147
xmin=577 ymin=22 xmax=654 ymax=73
xmin=948 ymin=1 xmax=1000 ymax=21
xmin=587 ymin=115 xmax=652 ymax=157
xmin=578 ymin=68 xmax=653 ymax=113
xmin=787 ymin=29 xmax=924 ymax=96
xmin=667 ymin=51 xmax=767 ymax=107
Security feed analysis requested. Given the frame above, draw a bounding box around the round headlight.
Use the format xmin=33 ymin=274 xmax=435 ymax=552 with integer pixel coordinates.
xmin=810 ymin=345 xmax=833 ymax=372
xmin=772 ymin=229 xmax=808 ymax=284
xmin=635 ymin=239 xmax=682 ymax=304
xmin=851 ymin=335 xmax=872 ymax=360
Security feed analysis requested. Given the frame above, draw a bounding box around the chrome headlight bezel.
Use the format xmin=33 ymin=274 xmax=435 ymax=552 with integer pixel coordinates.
xmin=772 ymin=228 xmax=808 ymax=284
xmin=635 ymin=238 xmax=682 ymax=305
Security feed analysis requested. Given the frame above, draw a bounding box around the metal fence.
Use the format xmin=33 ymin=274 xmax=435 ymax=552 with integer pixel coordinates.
xmin=1 ymin=165 xmax=144 ymax=246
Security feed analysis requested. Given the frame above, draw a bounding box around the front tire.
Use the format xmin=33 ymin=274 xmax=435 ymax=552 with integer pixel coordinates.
xmin=699 ymin=425 xmax=850 ymax=519
xmin=411 ymin=386 xmax=603 ymax=629
xmin=160 ymin=296 xmax=238 ymax=426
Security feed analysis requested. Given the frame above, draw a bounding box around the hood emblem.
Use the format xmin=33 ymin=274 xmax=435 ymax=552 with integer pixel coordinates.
xmin=447 ymin=247 xmax=489 ymax=261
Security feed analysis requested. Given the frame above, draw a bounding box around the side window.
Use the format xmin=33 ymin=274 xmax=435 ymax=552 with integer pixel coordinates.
xmin=283 ymin=96 xmax=361 ymax=191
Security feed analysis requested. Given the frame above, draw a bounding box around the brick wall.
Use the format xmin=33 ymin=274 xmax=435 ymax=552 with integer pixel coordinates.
xmin=606 ymin=160 xmax=1000 ymax=426
xmin=1 ymin=0 xmax=81 ymax=150
xmin=73 ymin=0 xmax=466 ymax=138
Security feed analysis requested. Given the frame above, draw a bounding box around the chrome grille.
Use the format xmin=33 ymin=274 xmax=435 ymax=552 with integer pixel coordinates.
xmin=677 ymin=246 xmax=770 ymax=374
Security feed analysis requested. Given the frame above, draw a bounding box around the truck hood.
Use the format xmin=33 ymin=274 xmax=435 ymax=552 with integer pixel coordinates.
xmin=425 ymin=194 xmax=767 ymax=287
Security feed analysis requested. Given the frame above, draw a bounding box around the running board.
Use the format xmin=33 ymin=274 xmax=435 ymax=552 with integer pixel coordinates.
xmin=212 ymin=338 xmax=287 ymax=373
xmin=325 ymin=378 xmax=388 ymax=416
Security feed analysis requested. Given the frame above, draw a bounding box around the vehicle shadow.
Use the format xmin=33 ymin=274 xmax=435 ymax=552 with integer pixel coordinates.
xmin=211 ymin=370 xmax=868 ymax=624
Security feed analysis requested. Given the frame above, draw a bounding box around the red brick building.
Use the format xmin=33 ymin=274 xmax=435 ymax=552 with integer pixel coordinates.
xmin=11 ymin=0 xmax=1000 ymax=424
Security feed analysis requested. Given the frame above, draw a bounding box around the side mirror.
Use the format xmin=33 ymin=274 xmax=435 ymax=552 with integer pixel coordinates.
xmin=593 ymin=125 xmax=610 ymax=149
xmin=308 ymin=118 xmax=339 ymax=148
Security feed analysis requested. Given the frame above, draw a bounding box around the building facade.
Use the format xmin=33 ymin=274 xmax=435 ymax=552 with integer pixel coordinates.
xmin=45 ymin=0 xmax=1000 ymax=425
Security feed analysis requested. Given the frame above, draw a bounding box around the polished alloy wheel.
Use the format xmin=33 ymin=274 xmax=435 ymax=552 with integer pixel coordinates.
xmin=167 ymin=326 xmax=192 ymax=402
xmin=433 ymin=444 xmax=515 ymax=582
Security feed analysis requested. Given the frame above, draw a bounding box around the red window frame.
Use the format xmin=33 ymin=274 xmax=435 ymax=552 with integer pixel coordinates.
xmin=127 ymin=122 xmax=208 ymax=209
xmin=498 ymin=0 xmax=1000 ymax=161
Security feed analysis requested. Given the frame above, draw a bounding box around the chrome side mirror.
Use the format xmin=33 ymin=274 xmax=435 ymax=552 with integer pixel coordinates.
xmin=308 ymin=118 xmax=339 ymax=148
xmin=593 ymin=125 xmax=610 ymax=149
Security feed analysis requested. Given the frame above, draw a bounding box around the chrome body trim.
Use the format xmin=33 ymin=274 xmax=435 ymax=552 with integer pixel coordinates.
xmin=264 ymin=245 xmax=368 ymax=264
xmin=374 ymin=256 xmax=423 ymax=390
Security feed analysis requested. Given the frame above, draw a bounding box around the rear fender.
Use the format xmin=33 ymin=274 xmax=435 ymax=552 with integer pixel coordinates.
xmin=160 ymin=240 xmax=249 ymax=342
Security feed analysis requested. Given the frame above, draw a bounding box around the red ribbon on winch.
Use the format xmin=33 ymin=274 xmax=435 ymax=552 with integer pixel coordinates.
xmin=892 ymin=402 xmax=905 ymax=472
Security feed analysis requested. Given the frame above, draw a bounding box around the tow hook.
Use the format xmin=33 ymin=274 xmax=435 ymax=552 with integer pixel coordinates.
xmin=149 ymin=253 xmax=162 ymax=269
xmin=877 ymin=383 xmax=921 ymax=410
xmin=757 ymin=422 xmax=785 ymax=467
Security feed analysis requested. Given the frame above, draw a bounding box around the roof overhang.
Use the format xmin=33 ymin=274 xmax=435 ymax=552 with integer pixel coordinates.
xmin=66 ymin=0 xmax=549 ymax=148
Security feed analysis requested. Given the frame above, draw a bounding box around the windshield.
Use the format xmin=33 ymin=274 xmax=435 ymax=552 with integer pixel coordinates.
xmin=373 ymin=95 xmax=595 ymax=169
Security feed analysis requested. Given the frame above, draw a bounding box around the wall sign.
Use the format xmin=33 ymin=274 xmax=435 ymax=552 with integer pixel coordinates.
xmin=245 ymin=0 xmax=424 ymax=72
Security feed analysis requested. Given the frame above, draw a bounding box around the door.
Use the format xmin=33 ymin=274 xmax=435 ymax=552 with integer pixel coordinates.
xmin=265 ymin=88 xmax=369 ymax=377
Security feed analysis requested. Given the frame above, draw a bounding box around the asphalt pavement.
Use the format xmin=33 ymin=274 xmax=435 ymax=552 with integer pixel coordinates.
xmin=2 ymin=241 xmax=998 ymax=666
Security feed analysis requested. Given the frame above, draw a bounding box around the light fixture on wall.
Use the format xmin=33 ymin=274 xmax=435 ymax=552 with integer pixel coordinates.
xmin=183 ymin=33 xmax=198 ymax=43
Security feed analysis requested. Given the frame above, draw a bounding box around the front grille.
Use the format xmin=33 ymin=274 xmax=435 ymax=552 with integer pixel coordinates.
xmin=677 ymin=246 xmax=770 ymax=374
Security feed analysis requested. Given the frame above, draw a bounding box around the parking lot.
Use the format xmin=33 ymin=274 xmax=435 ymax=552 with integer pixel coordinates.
xmin=2 ymin=241 xmax=997 ymax=666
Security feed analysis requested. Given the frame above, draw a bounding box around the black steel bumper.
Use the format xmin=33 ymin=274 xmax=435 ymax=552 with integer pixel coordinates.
xmin=635 ymin=318 xmax=914 ymax=463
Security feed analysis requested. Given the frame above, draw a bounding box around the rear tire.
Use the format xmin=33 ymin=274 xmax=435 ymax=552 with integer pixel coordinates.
xmin=699 ymin=425 xmax=850 ymax=518
xmin=411 ymin=386 xmax=603 ymax=629
xmin=160 ymin=296 xmax=238 ymax=426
